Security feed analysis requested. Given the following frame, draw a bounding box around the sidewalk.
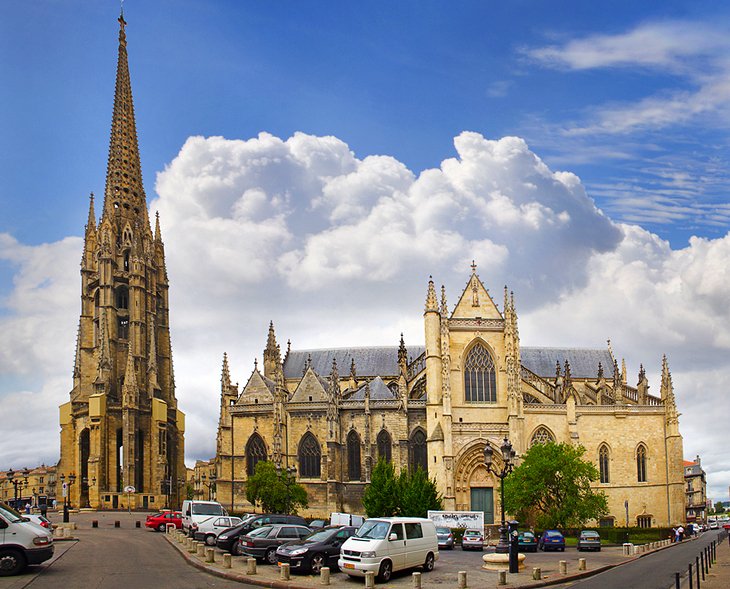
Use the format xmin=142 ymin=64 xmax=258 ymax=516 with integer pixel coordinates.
xmin=694 ymin=536 xmax=730 ymax=589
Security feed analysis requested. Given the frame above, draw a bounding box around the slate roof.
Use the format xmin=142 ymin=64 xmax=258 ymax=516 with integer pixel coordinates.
xmin=520 ymin=347 xmax=613 ymax=379
xmin=283 ymin=347 xmax=425 ymax=379
xmin=349 ymin=376 xmax=397 ymax=400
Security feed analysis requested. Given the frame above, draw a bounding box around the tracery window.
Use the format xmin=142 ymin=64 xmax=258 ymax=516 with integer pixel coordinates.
xmin=464 ymin=342 xmax=497 ymax=402
xmin=636 ymin=444 xmax=647 ymax=482
xmin=409 ymin=428 xmax=427 ymax=473
xmin=246 ymin=433 xmax=267 ymax=476
xmin=298 ymin=433 xmax=321 ymax=478
xmin=599 ymin=444 xmax=610 ymax=484
xmin=530 ymin=426 xmax=555 ymax=446
xmin=377 ymin=429 xmax=392 ymax=463
xmin=117 ymin=317 xmax=129 ymax=340
xmin=347 ymin=430 xmax=361 ymax=481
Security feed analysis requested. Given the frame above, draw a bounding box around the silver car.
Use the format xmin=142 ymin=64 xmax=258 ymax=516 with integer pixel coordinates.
xmin=436 ymin=527 xmax=454 ymax=549
xmin=577 ymin=530 xmax=601 ymax=551
xmin=461 ymin=528 xmax=484 ymax=551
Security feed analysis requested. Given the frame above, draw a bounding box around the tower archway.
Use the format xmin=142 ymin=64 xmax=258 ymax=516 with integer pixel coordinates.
xmin=454 ymin=440 xmax=504 ymax=524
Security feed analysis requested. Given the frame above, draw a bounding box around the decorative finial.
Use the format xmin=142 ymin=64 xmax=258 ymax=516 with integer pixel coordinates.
xmin=471 ymin=260 xmax=477 ymax=274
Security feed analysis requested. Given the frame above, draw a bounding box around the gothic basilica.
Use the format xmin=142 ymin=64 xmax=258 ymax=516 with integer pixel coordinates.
xmin=215 ymin=269 xmax=685 ymax=527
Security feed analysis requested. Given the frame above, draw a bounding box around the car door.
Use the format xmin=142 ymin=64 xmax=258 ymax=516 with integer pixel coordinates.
xmin=387 ymin=523 xmax=406 ymax=571
xmin=328 ymin=527 xmax=354 ymax=566
xmin=276 ymin=526 xmax=300 ymax=548
xmin=404 ymin=522 xmax=425 ymax=567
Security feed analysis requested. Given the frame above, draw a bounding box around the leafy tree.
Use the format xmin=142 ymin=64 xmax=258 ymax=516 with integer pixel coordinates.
xmin=398 ymin=466 xmax=443 ymax=517
xmin=503 ymin=442 xmax=608 ymax=530
xmin=244 ymin=461 xmax=309 ymax=514
xmin=363 ymin=458 xmax=399 ymax=517
xmin=714 ymin=501 xmax=725 ymax=514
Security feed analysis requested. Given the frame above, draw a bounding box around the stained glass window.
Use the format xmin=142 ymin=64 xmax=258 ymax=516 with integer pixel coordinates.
xmin=464 ymin=343 xmax=497 ymax=402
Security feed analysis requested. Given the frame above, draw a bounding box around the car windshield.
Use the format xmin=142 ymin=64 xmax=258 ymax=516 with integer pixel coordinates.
xmin=192 ymin=503 xmax=224 ymax=516
xmin=436 ymin=527 xmax=450 ymax=534
xmin=356 ymin=520 xmax=390 ymax=540
xmin=0 ymin=503 xmax=24 ymax=523
xmin=581 ymin=531 xmax=599 ymax=537
xmin=521 ymin=532 xmax=535 ymax=538
xmin=248 ymin=526 xmax=272 ymax=537
xmin=545 ymin=531 xmax=562 ymax=537
xmin=464 ymin=530 xmax=481 ymax=536
xmin=304 ymin=529 xmax=336 ymax=543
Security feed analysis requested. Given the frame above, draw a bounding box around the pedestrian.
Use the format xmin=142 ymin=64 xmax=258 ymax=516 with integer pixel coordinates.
xmin=677 ymin=525 xmax=684 ymax=541
xmin=52 ymin=499 xmax=57 ymax=510
xmin=674 ymin=527 xmax=680 ymax=543
xmin=24 ymin=502 xmax=31 ymax=514
xmin=40 ymin=503 xmax=47 ymax=517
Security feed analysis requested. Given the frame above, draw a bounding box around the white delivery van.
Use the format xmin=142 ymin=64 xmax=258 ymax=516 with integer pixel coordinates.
xmin=338 ymin=517 xmax=438 ymax=582
xmin=0 ymin=503 xmax=54 ymax=576
xmin=181 ymin=500 xmax=228 ymax=535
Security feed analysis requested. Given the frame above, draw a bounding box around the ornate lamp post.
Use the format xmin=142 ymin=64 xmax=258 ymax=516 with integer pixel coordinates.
xmin=200 ymin=473 xmax=217 ymax=501
xmin=81 ymin=476 xmax=96 ymax=508
xmin=6 ymin=468 xmax=30 ymax=509
xmin=276 ymin=465 xmax=297 ymax=514
xmin=483 ymin=437 xmax=516 ymax=554
xmin=59 ymin=473 xmax=77 ymax=523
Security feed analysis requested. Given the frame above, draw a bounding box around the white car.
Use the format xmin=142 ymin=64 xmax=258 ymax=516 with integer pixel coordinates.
xmin=193 ymin=516 xmax=243 ymax=546
xmin=22 ymin=514 xmax=52 ymax=530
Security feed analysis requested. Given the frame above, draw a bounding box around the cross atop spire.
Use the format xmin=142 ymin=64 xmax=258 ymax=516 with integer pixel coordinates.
xmin=102 ymin=11 xmax=149 ymax=226
xmin=471 ymin=260 xmax=477 ymax=274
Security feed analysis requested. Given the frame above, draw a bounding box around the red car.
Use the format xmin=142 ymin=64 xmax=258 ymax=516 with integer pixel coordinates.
xmin=145 ymin=511 xmax=182 ymax=532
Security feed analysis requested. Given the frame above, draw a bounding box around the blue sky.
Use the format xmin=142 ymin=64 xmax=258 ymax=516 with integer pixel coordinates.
xmin=2 ymin=1 xmax=730 ymax=503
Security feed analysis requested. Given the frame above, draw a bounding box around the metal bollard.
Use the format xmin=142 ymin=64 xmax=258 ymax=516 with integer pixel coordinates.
xmin=135 ymin=521 xmax=140 ymax=528
xmin=578 ymin=558 xmax=586 ymax=571
xmin=412 ymin=571 xmax=421 ymax=589
xmin=497 ymin=570 xmax=507 ymax=585
xmin=223 ymin=553 xmax=231 ymax=569
xmin=458 ymin=570 xmax=467 ymax=589
xmin=532 ymin=567 xmax=541 ymax=580
xmin=559 ymin=560 xmax=567 ymax=575
xmin=92 ymin=520 xmax=98 ymax=528
xmin=696 ymin=556 xmax=700 ymax=587
xmin=114 ymin=520 xmax=120 ymax=528
xmin=365 ymin=570 xmax=375 ymax=588
xmin=320 ymin=566 xmax=330 ymax=585
xmin=675 ymin=572 xmax=680 ymax=589
xmin=205 ymin=547 xmax=215 ymax=563
xmin=246 ymin=558 xmax=257 ymax=575
xmin=689 ymin=563 xmax=693 ymax=589
xmin=281 ymin=563 xmax=290 ymax=580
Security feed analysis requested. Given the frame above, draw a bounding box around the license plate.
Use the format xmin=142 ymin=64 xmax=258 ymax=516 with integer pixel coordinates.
xmin=277 ymin=562 xmax=283 ymax=567
xmin=344 ymin=563 xmax=354 ymax=569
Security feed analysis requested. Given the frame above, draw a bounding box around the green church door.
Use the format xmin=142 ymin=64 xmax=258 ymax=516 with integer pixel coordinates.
xmin=471 ymin=488 xmax=494 ymax=524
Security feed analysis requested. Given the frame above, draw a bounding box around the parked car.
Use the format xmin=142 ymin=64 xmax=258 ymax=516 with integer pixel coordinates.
xmin=276 ymin=525 xmax=357 ymax=573
xmin=723 ymin=522 xmax=730 ymax=531
xmin=193 ymin=516 xmax=243 ymax=546
xmin=216 ymin=518 xmax=259 ymax=555
xmin=0 ymin=502 xmax=54 ymax=576
xmin=21 ymin=514 xmax=52 ymax=530
xmin=181 ymin=500 xmax=228 ymax=536
xmin=436 ymin=527 xmax=454 ymax=550
xmin=338 ymin=517 xmax=438 ymax=582
xmin=517 ymin=531 xmax=538 ymax=552
xmin=145 ymin=511 xmax=182 ymax=532
xmin=308 ymin=519 xmax=327 ymax=530
xmin=538 ymin=530 xmax=565 ymax=552
xmin=461 ymin=529 xmax=484 ymax=551
xmin=577 ymin=530 xmax=601 ymax=551
xmin=239 ymin=523 xmax=311 ymax=564
xmin=709 ymin=521 xmax=719 ymax=530
xmin=238 ymin=513 xmax=308 ymax=536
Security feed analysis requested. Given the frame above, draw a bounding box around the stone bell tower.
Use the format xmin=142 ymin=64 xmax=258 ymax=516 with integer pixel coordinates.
xmin=58 ymin=10 xmax=185 ymax=511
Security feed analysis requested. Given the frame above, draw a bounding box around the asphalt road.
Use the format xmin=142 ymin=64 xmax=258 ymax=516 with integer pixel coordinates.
xmin=552 ymin=531 xmax=724 ymax=589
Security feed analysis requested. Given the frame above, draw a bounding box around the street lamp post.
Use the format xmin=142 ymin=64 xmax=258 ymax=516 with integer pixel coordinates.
xmin=276 ymin=465 xmax=297 ymax=514
xmin=6 ymin=468 xmax=30 ymax=510
xmin=200 ymin=473 xmax=217 ymax=501
xmin=81 ymin=477 xmax=96 ymax=508
xmin=483 ymin=438 xmax=517 ymax=554
xmin=59 ymin=473 xmax=76 ymax=523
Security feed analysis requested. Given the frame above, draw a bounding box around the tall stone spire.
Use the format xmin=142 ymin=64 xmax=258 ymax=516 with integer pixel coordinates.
xmin=86 ymin=192 xmax=97 ymax=235
xmin=102 ymin=11 xmax=149 ymax=224
xmin=425 ymin=276 xmax=438 ymax=312
xmin=263 ymin=321 xmax=281 ymax=379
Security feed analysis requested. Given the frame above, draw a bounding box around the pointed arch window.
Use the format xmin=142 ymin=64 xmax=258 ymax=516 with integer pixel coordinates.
xmin=117 ymin=317 xmax=129 ymax=340
xmin=464 ymin=342 xmax=497 ymax=403
xmin=409 ymin=428 xmax=427 ymax=473
xmin=530 ymin=426 xmax=555 ymax=446
xmin=116 ymin=286 xmax=129 ymax=310
xmin=298 ymin=433 xmax=321 ymax=478
xmin=599 ymin=444 xmax=610 ymax=484
xmin=377 ymin=430 xmax=392 ymax=463
xmin=123 ymin=250 xmax=130 ymax=272
xmin=246 ymin=433 xmax=267 ymax=476
xmin=347 ymin=430 xmax=361 ymax=481
xmin=637 ymin=444 xmax=647 ymax=482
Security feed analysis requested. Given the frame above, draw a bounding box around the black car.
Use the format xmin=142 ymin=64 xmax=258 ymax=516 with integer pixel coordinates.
xmin=239 ymin=513 xmax=308 ymax=535
xmin=239 ymin=523 xmax=312 ymax=564
xmin=216 ymin=516 xmax=258 ymax=554
xmin=276 ymin=526 xmax=357 ymax=574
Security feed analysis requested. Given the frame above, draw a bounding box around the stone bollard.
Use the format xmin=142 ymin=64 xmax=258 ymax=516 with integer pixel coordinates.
xmin=246 ymin=558 xmax=257 ymax=575
xmin=223 ymin=553 xmax=232 ymax=569
xmin=532 ymin=567 xmax=542 ymax=580
xmin=205 ymin=548 xmax=215 ymax=563
xmin=497 ymin=570 xmax=507 ymax=585
xmin=167 ymin=524 xmax=175 ymax=534
xmin=197 ymin=542 xmax=205 ymax=557
xmin=365 ymin=570 xmax=375 ymax=588
xmin=559 ymin=560 xmax=567 ymax=575
xmin=320 ymin=566 xmax=330 ymax=585
xmin=92 ymin=520 xmax=98 ymax=528
xmin=458 ymin=570 xmax=467 ymax=589
xmin=281 ymin=563 xmax=291 ymax=580
xmin=187 ymin=538 xmax=196 ymax=553
xmin=622 ymin=542 xmax=633 ymax=556
xmin=578 ymin=558 xmax=586 ymax=571
xmin=412 ymin=571 xmax=422 ymax=589
xmin=114 ymin=520 xmax=120 ymax=528
xmin=63 ymin=527 xmax=72 ymax=538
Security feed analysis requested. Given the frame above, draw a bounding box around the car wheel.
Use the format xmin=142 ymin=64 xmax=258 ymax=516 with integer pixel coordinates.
xmin=310 ymin=553 xmax=326 ymax=574
xmin=231 ymin=542 xmax=241 ymax=556
xmin=560 ymin=547 xmax=565 ymax=552
xmin=157 ymin=523 xmax=166 ymax=533
xmin=377 ymin=560 xmax=392 ymax=582
xmin=265 ymin=548 xmax=277 ymax=565
xmin=423 ymin=552 xmax=435 ymax=572
xmin=0 ymin=549 xmax=26 ymax=577
xmin=205 ymin=534 xmax=217 ymax=547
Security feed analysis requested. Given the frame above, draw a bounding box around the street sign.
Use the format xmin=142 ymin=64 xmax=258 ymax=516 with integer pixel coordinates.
xmin=62 ymin=482 xmax=68 ymax=498
xmin=124 ymin=485 xmax=136 ymax=493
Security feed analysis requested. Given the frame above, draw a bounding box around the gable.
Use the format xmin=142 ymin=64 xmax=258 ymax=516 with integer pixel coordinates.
xmin=451 ymin=270 xmax=503 ymax=320
xmin=289 ymin=368 xmax=328 ymax=403
xmin=237 ymin=370 xmax=275 ymax=405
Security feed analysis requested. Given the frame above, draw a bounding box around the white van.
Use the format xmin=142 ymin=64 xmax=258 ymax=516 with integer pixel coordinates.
xmin=330 ymin=512 xmax=366 ymax=527
xmin=180 ymin=500 xmax=228 ymax=535
xmin=338 ymin=517 xmax=438 ymax=582
xmin=0 ymin=503 xmax=54 ymax=576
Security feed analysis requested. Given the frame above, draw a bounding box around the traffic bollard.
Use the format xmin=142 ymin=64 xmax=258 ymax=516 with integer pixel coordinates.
xmin=280 ymin=563 xmax=290 ymax=580
xmin=114 ymin=520 xmax=120 ymax=528
xmin=532 ymin=567 xmax=541 ymax=580
xmin=205 ymin=547 xmax=215 ymax=563
xmin=559 ymin=560 xmax=567 ymax=575
xmin=689 ymin=563 xmax=693 ymax=589
xmin=246 ymin=558 xmax=257 ymax=575
xmin=458 ymin=570 xmax=467 ymax=589
xmin=364 ymin=570 xmax=375 ymax=588
xmin=696 ymin=556 xmax=701 ymax=587
xmin=412 ymin=571 xmax=421 ymax=589
xmin=197 ymin=542 xmax=205 ymax=557
xmin=320 ymin=566 xmax=330 ymax=585
xmin=578 ymin=558 xmax=586 ymax=571
xmin=223 ymin=553 xmax=231 ymax=568
xmin=92 ymin=520 xmax=98 ymax=528
xmin=674 ymin=572 xmax=680 ymax=589
xmin=498 ymin=570 xmax=507 ymax=585
xmin=135 ymin=521 xmax=140 ymax=528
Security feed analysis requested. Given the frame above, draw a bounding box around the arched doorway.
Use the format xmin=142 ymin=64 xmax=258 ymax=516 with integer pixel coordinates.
xmin=454 ymin=441 xmax=502 ymax=525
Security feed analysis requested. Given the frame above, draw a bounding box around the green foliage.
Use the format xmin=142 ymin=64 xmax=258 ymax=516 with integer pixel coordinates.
xmin=503 ymin=442 xmax=608 ymax=530
xmin=363 ymin=459 xmax=399 ymax=517
xmin=714 ymin=501 xmax=725 ymax=514
xmin=362 ymin=459 xmax=443 ymax=518
xmin=244 ymin=461 xmax=309 ymax=514
xmin=184 ymin=483 xmax=195 ymax=500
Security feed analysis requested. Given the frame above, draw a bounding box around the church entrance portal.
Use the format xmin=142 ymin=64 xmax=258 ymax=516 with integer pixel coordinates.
xmin=471 ymin=488 xmax=494 ymax=524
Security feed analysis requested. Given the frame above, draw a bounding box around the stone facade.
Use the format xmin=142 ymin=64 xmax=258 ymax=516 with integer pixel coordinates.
xmin=58 ymin=13 xmax=185 ymax=511
xmin=0 ymin=465 xmax=57 ymax=509
xmin=685 ymin=456 xmax=707 ymax=524
xmin=215 ymin=267 xmax=685 ymax=527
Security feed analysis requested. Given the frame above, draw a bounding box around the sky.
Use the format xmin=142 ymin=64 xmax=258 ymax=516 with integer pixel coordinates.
xmin=1 ymin=1 xmax=729 ymax=503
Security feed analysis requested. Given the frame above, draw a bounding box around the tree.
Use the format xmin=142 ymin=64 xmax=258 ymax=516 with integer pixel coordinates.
xmin=398 ymin=466 xmax=443 ymax=517
xmin=244 ymin=461 xmax=309 ymax=514
xmin=503 ymin=442 xmax=608 ymax=530
xmin=714 ymin=501 xmax=725 ymax=514
xmin=363 ymin=458 xmax=399 ymax=517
